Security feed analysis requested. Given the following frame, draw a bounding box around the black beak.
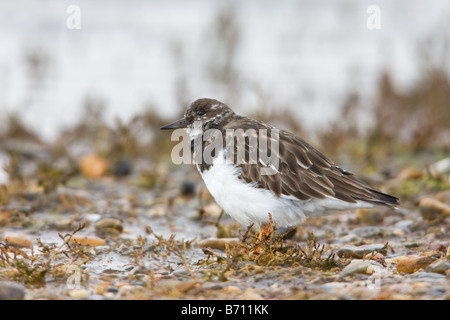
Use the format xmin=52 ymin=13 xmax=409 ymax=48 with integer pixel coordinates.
xmin=160 ymin=117 xmax=188 ymax=130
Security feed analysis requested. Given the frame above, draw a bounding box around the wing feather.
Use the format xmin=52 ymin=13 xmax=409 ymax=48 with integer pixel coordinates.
xmin=225 ymin=118 xmax=399 ymax=207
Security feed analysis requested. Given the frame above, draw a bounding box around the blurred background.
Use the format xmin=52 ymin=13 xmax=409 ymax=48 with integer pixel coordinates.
xmin=1 ymin=0 xmax=450 ymax=298
xmin=0 ymin=0 xmax=449 ymax=200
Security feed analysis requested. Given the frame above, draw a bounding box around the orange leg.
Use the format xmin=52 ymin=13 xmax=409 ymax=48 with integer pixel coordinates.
xmin=258 ymin=223 xmax=272 ymax=240
xmin=255 ymin=223 xmax=273 ymax=253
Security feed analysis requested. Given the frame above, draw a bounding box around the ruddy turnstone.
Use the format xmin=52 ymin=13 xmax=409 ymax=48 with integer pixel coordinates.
xmin=161 ymin=98 xmax=399 ymax=233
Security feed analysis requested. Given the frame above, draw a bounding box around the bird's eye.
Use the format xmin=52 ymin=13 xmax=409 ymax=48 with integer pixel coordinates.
xmin=197 ymin=111 xmax=205 ymax=116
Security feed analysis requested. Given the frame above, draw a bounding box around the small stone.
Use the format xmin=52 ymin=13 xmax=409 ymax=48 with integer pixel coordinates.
xmin=336 ymin=243 xmax=387 ymax=259
xmin=428 ymin=157 xmax=450 ymax=176
xmin=391 ymin=228 xmax=405 ymax=237
xmin=202 ymin=203 xmax=223 ymax=218
xmin=436 ymin=190 xmax=450 ymax=204
xmin=118 ymin=285 xmax=134 ymax=296
xmin=148 ymin=204 xmax=168 ymax=216
xmin=0 ymin=211 xmax=11 ymax=226
xmin=426 ymin=259 xmax=450 ymax=275
xmin=419 ymin=197 xmax=450 ymax=221
xmin=70 ymin=235 xmax=106 ymax=247
xmin=113 ymin=159 xmax=132 ymax=177
xmin=174 ymin=280 xmax=197 ymax=293
xmin=223 ymin=285 xmax=241 ymax=293
xmin=239 ymin=288 xmax=263 ymax=300
xmin=395 ymin=255 xmax=437 ymax=274
xmin=338 ymin=233 xmax=361 ymax=243
xmin=317 ymin=282 xmax=349 ymax=290
xmin=341 ymin=260 xmax=377 ymax=276
xmin=350 ymin=226 xmax=384 ymax=238
xmin=85 ymin=213 xmax=102 ymax=223
xmin=51 ymin=218 xmax=74 ymax=231
xmin=106 ymin=286 xmax=119 ymax=293
xmin=79 ymin=154 xmax=109 ymax=179
xmin=132 ymin=265 xmax=150 ymax=275
xmin=180 ymin=180 xmax=196 ymax=196
xmin=355 ymin=208 xmax=384 ymax=225
xmin=172 ymin=269 xmax=190 ymax=277
xmin=94 ymin=282 xmax=110 ymax=295
xmin=364 ymin=252 xmax=385 ymax=263
xmin=195 ymin=238 xmax=240 ymax=250
xmin=412 ymin=271 xmax=446 ymax=280
xmin=0 ymin=281 xmax=25 ymax=300
xmin=430 ymin=240 xmax=447 ymax=253
xmin=397 ymin=167 xmax=423 ymax=180
xmin=95 ymin=218 xmax=123 ymax=237
xmin=3 ymin=232 xmax=32 ymax=248
xmin=114 ymin=281 xmax=130 ymax=288
xmin=68 ymin=289 xmax=89 ymax=299
xmin=155 ymin=279 xmax=182 ymax=292
xmin=394 ymin=220 xmax=414 ymax=232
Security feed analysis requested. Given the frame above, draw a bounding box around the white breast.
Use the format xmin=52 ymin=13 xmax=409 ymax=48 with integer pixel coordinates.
xmin=198 ymin=151 xmax=304 ymax=227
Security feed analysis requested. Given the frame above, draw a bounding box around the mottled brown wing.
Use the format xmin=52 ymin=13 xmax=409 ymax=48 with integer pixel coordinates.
xmin=225 ymin=118 xmax=399 ymax=207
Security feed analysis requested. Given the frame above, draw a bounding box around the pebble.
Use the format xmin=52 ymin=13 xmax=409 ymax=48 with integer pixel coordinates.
xmin=106 ymin=286 xmax=119 ymax=293
xmin=336 ymin=243 xmax=387 ymax=259
xmin=70 ymin=235 xmax=106 ymax=247
xmin=68 ymin=289 xmax=89 ymax=299
xmin=172 ymin=269 xmax=191 ymax=277
xmin=51 ymin=218 xmax=74 ymax=230
xmin=118 ymin=285 xmax=135 ymax=296
xmin=179 ymin=180 xmax=196 ymax=196
xmin=239 ymin=288 xmax=264 ymax=300
xmin=93 ymin=245 xmax=111 ymax=255
xmin=202 ymin=203 xmax=223 ymax=218
xmin=94 ymin=282 xmax=110 ymax=295
xmin=195 ymin=238 xmax=241 ymax=250
xmin=430 ymin=240 xmax=447 ymax=253
xmin=148 ymin=204 xmax=168 ymax=216
xmin=3 ymin=232 xmax=32 ymax=248
xmin=436 ymin=190 xmax=450 ymax=204
xmin=113 ymin=159 xmax=132 ymax=177
xmin=394 ymin=220 xmax=414 ymax=233
xmin=341 ymin=260 xmax=377 ymax=276
xmin=390 ymin=228 xmax=406 ymax=237
xmin=79 ymin=154 xmax=109 ymax=178
xmin=174 ymin=280 xmax=197 ymax=293
xmin=316 ymin=282 xmax=349 ymax=290
xmin=0 ymin=281 xmax=25 ymax=300
xmin=411 ymin=271 xmax=446 ymax=280
xmin=429 ymin=286 xmax=448 ymax=297
xmin=155 ymin=279 xmax=183 ymax=292
xmin=404 ymin=242 xmax=422 ymax=249
xmin=395 ymin=255 xmax=437 ymax=274
xmin=350 ymin=226 xmax=385 ymax=238
xmin=355 ymin=208 xmax=384 ymax=225
xmin=0 ymin=211 xmax=10 ymax=226
xmin=397 ymin=167 xmax=423 ymax=180
xmin=338 ymin=233 xmax=361 ymax=243
xmin=428 ymin=157 xmax=450 ymax=176
xmin=223 ymin=285 xmax=242 ymax=293
xmin=94 ymin=218 xmax=123 ymax=237
xmin=419 ymin=197 xmax=450 ymax=221
xmin=85 ymin=213 xmax=102 ymax=223
xmin=425 ymin=259 xmax=450 ymax=275
xmin=132 ymin=265 xmax=150 ymax=275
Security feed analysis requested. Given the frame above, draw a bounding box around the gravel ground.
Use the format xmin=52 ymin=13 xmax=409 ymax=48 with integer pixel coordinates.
xmin=1 ymin=157 xmax=449 ymax=300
